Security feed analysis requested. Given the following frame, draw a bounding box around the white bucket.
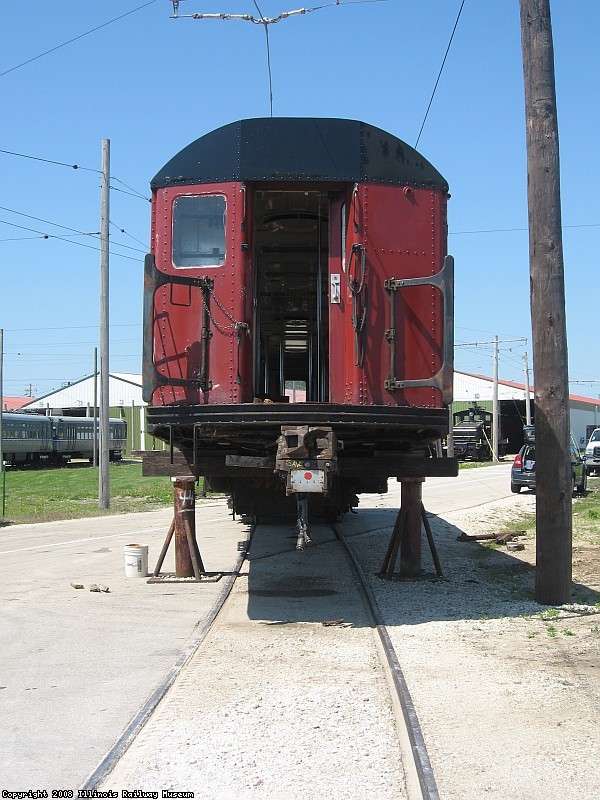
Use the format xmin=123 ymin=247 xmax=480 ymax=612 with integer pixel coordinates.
xmin=124 ymin=543 xmax=149 ymax=578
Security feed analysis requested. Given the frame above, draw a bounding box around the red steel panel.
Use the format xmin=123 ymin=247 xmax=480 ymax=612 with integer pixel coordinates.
xmin=150 ymin=183 xmax=253 ymax=406
xmin=331 ymin=183 xmax=446 ymax=408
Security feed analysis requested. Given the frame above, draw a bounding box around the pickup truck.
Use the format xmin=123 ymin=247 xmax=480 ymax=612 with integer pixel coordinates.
xmin=584 ymin=428 xmax=600 ymax=475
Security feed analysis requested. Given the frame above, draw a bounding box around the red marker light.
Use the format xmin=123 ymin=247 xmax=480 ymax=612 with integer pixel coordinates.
xmin=304 ymin=472 xmax=313 ymax=480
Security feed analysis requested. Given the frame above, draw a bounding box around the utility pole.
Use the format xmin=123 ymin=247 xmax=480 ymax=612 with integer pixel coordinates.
xmin=520 ymin=0 xmax=571 ymax=604
xmin=0 ymin=328 xmax=5 ymax=517
xmin=93 ymin=347 xmax=98 ymax=468
xmin=99 ymin=139 xmax=110 ymax=509
xmin=456 ymin=337 xmax=526 ymax=460
xmin=492 ymin=335 xmax=499 ymax=462
xmin=523 ymin=352 xmax=532 ymax=425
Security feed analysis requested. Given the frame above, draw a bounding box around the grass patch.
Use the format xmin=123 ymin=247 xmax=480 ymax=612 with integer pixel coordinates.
xmin=0 ymin=462 xmax=198 ymax=525
xmin=498 ymin=476 xmax=600 ymax=546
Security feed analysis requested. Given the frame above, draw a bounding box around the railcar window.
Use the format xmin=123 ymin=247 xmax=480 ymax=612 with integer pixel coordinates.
xmin=172 ymin=195 xmax=226 ymax=268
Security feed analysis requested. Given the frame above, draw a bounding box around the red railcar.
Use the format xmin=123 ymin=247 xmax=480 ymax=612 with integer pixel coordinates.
xmin=143 ymin=118 xmax=456 ymax=523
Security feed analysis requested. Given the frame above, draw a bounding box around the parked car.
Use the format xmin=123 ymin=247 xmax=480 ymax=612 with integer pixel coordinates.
xmin=584 ymin=428 xmax=600 ymax=476
xmin=511 ymin=435 xmax=587 ymax=494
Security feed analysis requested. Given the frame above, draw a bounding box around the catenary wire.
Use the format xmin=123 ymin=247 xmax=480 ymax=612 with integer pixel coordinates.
xmin=0 ymin=0 xmax=161 ymax=79
xmin=109 ymin=222 xmax=148 ymax=248
xmin=0 ymin=149 xmax=149 ymax=199
xmin=174 ymin=1 xmax=388 ymax=115
xmin=0 ymin=207 xmax=146 ymax=253
xmin=0 ymin=219 xmax=142 ymax=261
xmin=415 ymin=0 xmax=465 ymax=149
xmin=253 ymin=1 xmax=274 ymax=116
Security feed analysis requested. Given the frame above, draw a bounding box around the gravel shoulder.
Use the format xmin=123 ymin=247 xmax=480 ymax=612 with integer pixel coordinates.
xmin=98 ymin=476 xmax=599 ymax=800
xmin=354 ymin=485 xmax=600 ymax=800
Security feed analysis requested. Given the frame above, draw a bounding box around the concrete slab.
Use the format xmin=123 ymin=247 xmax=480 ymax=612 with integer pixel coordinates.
xmin=0 ymin=500 xmax=247 ymax=790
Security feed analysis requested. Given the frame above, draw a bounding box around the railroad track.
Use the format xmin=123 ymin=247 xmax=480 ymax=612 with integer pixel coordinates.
xmin=84 ymin=515 xmax=439 ymax=800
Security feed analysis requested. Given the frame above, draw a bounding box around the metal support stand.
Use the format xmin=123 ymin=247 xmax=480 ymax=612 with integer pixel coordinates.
xmin=149 ymin=476 xmax=218 ymax=583
xmin=379 ymin=477 xmax=443 ymax=580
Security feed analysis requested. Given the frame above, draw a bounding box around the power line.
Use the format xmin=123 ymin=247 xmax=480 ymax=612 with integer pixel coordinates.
xmin=0 ymin=0 xmax=161 ymax=79
xmin=450 ymin=222 xmax=600 ymax=235
xmin=170 ymin=1 xmax=387 ymax=115
xmin=253 ymin=1 xmax=274 ymax=117
xmin=415 ymin=0 xmax=465 ymax=149
xmin=110 ymin=221 xmax=148 ymax=249
xmin=0 ymin=150 xmax=149 ymax=200
xmin=0 ymin=204 xmax=97 ymax=237
xmin=0 ymin=148 xmax=97 ymax=173
xmin=0 ymin=206 xmax=146 ymax=254
xmin=0 ymin=219 xmax=142 ymax=261
xmin=110 ymin=184 xmax=151 ymax=202
xmin=4 ymin=324 xmax=141 ymax=333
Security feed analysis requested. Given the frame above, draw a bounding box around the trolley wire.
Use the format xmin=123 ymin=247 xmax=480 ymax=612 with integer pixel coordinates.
xmin=0 ymin=147 xmax=98 ymax=173
xmin=0 ymin=219 xmax=142 ymax=262
xmin=172 ymin=0 xmax=389 ymax=115
xmin=415 ymin=0 xmax=465 ymax=149
xmin=110 ymin=221 xmax=148 ymax=249
xmin=0 ymin=0 xmax=161 ymax=80
xmin=0 ymin=149 xmax=149 ymax=201
xmin=0 ymin=206 xmax=147 ymax=255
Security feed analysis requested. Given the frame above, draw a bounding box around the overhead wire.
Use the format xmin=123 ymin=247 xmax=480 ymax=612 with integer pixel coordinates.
xmin=0 ymin=219 xmax=142 ymax=262
xmin=6 ymin=324 xmax=141 ymax=332
xmin=0 ymin=147 xmax=97 ymax=173
xmin=0 ymin=0 xmax=161 ymax=79
xmin=252 ymin=1 xmax=274 ymax=116
xmin=415 ymin=0 xmax=465 ymax=149
xmin=0 ymin=148 xmax=149 ymax=200
xmin=450 ymin=222 xmax=600 ymax=235
xmin=0 ymin=206 xmax=146 ymax=255
xmin=109 ymin=222 xmax=148 ymax=249
xmin=172 ymin=1 xmax=389 ymax=115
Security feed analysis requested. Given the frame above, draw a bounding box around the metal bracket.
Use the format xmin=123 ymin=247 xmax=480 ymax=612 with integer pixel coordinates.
xmin=275 ymin=426 xmax=339 ymax=496
xmin=383 ymin=254 xmax=454 ymax=405
xmin=143 ymin=253 xmax=215 ymax=400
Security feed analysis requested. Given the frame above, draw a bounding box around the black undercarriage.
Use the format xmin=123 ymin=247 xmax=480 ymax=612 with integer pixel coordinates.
xmin=144 ymin=402 xmax=456 ymax=518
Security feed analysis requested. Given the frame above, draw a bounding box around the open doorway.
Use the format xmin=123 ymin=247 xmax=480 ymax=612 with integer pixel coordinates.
xmin=253 ymin=190 xmax=330 ymax=402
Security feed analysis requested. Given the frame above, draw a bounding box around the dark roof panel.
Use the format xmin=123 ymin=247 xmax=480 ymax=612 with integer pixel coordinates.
xmin=151 ymin=118 xmax=448 ymax=191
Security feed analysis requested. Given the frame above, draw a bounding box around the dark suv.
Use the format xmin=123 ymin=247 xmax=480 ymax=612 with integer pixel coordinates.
xmin=511 ymin=436 xmax=587 ymax=494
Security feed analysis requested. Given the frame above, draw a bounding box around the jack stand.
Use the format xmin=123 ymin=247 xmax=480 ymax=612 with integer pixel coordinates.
xmin=378 ymin=477 xmax=443 ymax=580
xmin=295 ymin=493 xmax=312 ymax=551
xmin=149 ymin=476 xmax=220 ymax=583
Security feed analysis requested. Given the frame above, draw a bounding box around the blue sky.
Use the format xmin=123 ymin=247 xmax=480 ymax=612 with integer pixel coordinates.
xmin=1 ymin=1 xmax=598 ymax=401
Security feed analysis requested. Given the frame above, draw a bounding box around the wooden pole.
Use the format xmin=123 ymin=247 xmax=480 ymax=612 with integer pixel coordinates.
xmin=492 ymin=335 xmax=499 ymax=462
xmin=520 ymin=0 xmax=572 ymax=604
xmin=93 ymin=347 xmax=98 ymax=468
xmin=523 ymin=352 xmax=532 ymax=426
xmin=98 ymin=139 xmax=110 ymax=509
xmin=0 ymin=328 xmax=5 ymax=517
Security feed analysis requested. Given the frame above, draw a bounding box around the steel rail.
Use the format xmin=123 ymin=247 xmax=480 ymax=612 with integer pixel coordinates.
xmin=80 ymin=525 xmax=254 ymax=790
xmin=332 ymin=524 xmax=440 ymax=800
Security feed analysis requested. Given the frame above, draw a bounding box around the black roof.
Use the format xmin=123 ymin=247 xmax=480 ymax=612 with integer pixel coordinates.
xmin=151 ymin=118 xmax=448 ymax=192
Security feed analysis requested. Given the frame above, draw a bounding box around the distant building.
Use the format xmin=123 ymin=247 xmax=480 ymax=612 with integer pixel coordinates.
xmin=20 ymin=373 xmax=151 ymax=453
xmin=11 ymin=369 xmax=597 ymax=455
xmin=2 ymin=396 xmax=32 ymax=411
xmin=454 ymin=371 xmax=600 ymax=450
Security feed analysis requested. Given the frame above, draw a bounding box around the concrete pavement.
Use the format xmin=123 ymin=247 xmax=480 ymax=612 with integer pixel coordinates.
xmin=0 ymin=501 xmax=244 ymax=790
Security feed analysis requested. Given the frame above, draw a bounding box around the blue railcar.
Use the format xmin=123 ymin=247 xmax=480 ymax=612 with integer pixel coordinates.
xmin=1 ymin=413 xmax=126 ymax=465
